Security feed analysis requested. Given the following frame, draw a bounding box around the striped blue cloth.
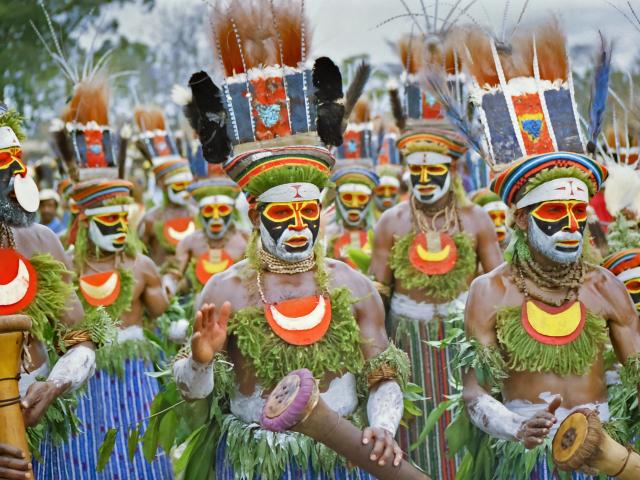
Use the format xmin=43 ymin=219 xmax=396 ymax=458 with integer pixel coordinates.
xmin=214 ymin=433 xmax=376 ymax=480
xmin=34 ymin=358 xmax=173 ymax=480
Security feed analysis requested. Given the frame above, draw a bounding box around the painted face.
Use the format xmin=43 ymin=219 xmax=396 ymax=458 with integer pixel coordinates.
xmin=336 ymin=184 xmax=372 ymax=227
xmin=409 ymin=163 xmax=451 ymax=204
xmin=167 ymin=180 xmax=191 ymax=206
xmin=373 ymin=181 xmax=400 ymax=212
xmin=623 ymin=277 xmax=640 ymax=315
xmin=88 ymin=209 xmax=129 ymax=252
xmin=0 ymin=141 xmax=38 ymax=226
xmin=528 ymin=200 xmax=588 ymax=264
xmin=200 ymin=202 xmax=234 ymax=240
xmin=259 ymin=200 xmax=321 ymax=262
xmin=483 ymin=203 xmax=510 ymax=244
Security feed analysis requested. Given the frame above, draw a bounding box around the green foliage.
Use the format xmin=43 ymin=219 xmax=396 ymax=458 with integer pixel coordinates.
xmin=607 ymin=213 xmax=640 ymax=254
xmin=229 ymin=287 xmax=365 ymax=389
xmin=248 ymin=165 xmax=332 ymax=198
xmin=390 ymin=232 xmax=477 ymax=301
xmin=97 ymin=429 xmax=118 ymax=472
xmin=496 ymin=306 xmax=608 ymax=376
xmin=28 ymin=391 xmax=81 ymax=458
xmin=24 ymin=253 xmax=74 ymax=343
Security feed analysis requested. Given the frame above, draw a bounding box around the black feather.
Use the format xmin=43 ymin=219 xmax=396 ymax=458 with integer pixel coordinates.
xmin=389 ymin=87 xmax=406 ymax=131
xmin=182 ymin=99 xmax=200 ymax=133
xmin=312 ymin=57 xmax=345 ymax=147
xmin=117 ymin=136 xmax=128 ymax=180
xmin=51 ymin=129 xmax=79 ymax=182
xmin=343 ymin=61 xmax=371 ymax=129
xmin=188 ymin=71 xmax=231 ymax=164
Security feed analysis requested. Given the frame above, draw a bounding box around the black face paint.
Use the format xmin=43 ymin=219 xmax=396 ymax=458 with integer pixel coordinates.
xmin=259 ymin=201 xmax=321 ymax=253
xmin=530 ymin=201 xmax=588 ymax=253
xmin=0 ymin=156 xmax=35 ymax=227
xmin=409 ymin=164 xmax=450 ymax=203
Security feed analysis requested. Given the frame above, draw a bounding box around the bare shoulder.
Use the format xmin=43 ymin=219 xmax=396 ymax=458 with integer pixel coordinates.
xmin=17 ymin=224 xmax=68 ymax=262
xmin=375 ymin=200 xmax=410 ymax=233
xmin=460 ymin=204 xmax=494 ymax=231
xmin=199 ymin=259 xmax=251 ymax=308
xmin=467 ymin=263 xmax=510 ymax=321
xmin=586 ymin=265 xmax=629 ymax=303
xmin=326 ymin=258 xmax=374 ymax=296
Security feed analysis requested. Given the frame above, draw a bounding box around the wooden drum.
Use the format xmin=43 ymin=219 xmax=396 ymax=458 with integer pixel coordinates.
xmin=0 ymin=314 xmax=32 ymax=458
xmin=261 ymin=368 xmax=430 ymax=480
xmin=552 ymin=409 xmax=640 ymax=479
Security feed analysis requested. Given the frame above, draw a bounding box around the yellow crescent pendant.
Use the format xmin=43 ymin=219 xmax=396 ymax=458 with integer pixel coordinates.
xmin=416 ymin=242 xmax=451 ymax=262
xmin=521 ymin=300 xmax=586 ymax=345
xmin=195 ymin=249 xmax=234 ymax=285
xmin=408 ymin=232 xmax=458 ymax=275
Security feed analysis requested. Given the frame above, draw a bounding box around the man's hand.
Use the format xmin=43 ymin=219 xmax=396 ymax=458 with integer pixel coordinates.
xmin=516 ymin=396 xmax=561 ymax=449
xmin=21 ymin=380 xmax=68 ymax=427
xmin=191 ymin=302 xmax=231 ymax=364
xmin=362 ymin=426 xmax=403 ymax=467
xmin=0 ymin=444 xmax=31 ymax=479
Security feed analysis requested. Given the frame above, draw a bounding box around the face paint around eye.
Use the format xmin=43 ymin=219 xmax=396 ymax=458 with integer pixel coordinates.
xmin=336 ymin=184 xmax=373 ymax=228
xmin=167 ymin=181 xmax=191 ymax=205
xmin=623 ymin=278 xmax=640 ymax=314
xmin=527 ymin=200 xmax=587 ymax=264
xmin=88 ymin=211 xmax=129 ymax=252
xmin=410 ymin=163 xmax=451 ymax=204
xmin=259 ymin=200 xmax=321 ymax=262
xmin=201 ymin=203 xmax=234 ymax=240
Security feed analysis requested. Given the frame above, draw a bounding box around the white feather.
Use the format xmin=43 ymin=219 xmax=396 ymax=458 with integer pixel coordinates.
xmin=171 ymin=84 xmax=192 ymax=106
xmin=604 ymin=162 xmax=640 ymax=215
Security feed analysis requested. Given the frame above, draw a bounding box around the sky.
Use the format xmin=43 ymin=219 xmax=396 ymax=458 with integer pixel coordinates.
xmin=113 ymin=0 xmax=640 ymax=70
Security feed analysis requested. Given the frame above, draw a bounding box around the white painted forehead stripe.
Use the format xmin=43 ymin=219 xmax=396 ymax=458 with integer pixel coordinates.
xmin=406 ymin=151 xmax=452 ymax=166
xmin=482 ymin=201 xmax=508 ymax=212
xmin=337 ymin=183 xmax=372 ymax=195
xmin=198 ymin=195 xmax=235 ymax=207
xmin=257 ymin=182 xmax=320 ymax=203
xmin=616 ymin=266 xmax=640 ymax=283
xmin=517 ymin=178 xmax=589 ymax=209
xmin=378 ymin=176 xmax=400 ymax=188
xmin=84 ymin=205 xmax=129 ymax=217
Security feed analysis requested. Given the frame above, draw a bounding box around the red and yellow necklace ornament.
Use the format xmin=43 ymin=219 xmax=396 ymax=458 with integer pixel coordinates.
xmin=521 ymin=300 xmax=586 ymax=345
xmin=0 ymin=249 xmax=37 ymax=315
xmin=163 ymin=217 xmax=196 ymax=247
xmin=264 ymin=295 xmax=332 ymax=346
xmin=195 ymin=249 xmax=234 ymax=285
xmin=409 ymin=231 xmax=458 ymax=275
xmin=79 ymin=271 xmax=121 ymax=307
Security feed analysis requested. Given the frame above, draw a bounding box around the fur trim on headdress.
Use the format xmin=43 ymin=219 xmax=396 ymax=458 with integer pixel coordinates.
xmin=61 ymin=75 xmax=109 ymax=125
xmin=604 ymin=162 xmax=640 ymax=216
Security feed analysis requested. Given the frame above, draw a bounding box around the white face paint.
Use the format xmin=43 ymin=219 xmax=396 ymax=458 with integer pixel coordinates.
xmin=528 ymin=215 xmax=583 ymax=264
xmin=411 ymin=171 xmax=451 ymax=205
xmin=167 ymin=184 xmax=190 ymax=206
xmin=88 ymin=219 xmax=127 ymax=253
xmin=259 ymin=221 xmax=315 ymax=263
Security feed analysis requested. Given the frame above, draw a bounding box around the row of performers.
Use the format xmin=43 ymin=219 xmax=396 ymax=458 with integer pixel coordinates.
xmin=3 ymin=5 xmax=640 ymax=480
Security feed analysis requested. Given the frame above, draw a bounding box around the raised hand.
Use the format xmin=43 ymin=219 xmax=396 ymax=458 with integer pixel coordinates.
xmin=517 ymin=395 xmax=562 ymax=449
xmin=191 ymin=302 xmax=231 ymax=364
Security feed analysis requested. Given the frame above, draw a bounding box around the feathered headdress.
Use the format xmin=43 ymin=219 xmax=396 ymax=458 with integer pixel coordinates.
xmin=34 ymin=6 xmax=128 ymax=183
xmin=187 ymin=0 xmax=352 ymax=207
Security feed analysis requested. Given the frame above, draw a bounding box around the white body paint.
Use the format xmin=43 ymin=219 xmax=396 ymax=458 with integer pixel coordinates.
xmin=468 ymin=393 xmax=526 ymax=441
xmin=19 ymin=362 xmax=49 ymax=397
xmin=173 ymin=355 xmax=214 ymax=400
xmin=367 ymin=380 xmax=403 ymax=435
xmin=47 ymin=345 xmax=96 ymax=392
xmin=390 ymin=291 xmax=467 ymax=323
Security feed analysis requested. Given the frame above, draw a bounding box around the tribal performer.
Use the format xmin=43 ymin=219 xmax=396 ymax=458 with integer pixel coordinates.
xmin=135 ymin=106 xmax=196 ymax=268
xmin=325 ymin=162 xmax=379 ymax=270
xmin=163 ymin=175 xmax=247 ymax=296
xmin=170 ymin=1 xmax=409 ymax=478
xmin=373 ymin=130 xmax=403 ymax=219
xmin=0 ymin=103 xmax=103 ymax=479
xmin=451 ymin=22 xmax=640 ymax=479
xmin=369 ymin=31 xmax=503 ymax=478
xmin=42 ymin=74 xmax=174 ymax=479
xmin=471 ymin=188 xmax=511 ymax=250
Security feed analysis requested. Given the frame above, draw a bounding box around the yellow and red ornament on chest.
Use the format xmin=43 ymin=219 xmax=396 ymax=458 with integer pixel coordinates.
xmin=79 ymin=271 xmax=121 ymax=307
xmin=408 ymin=232 xmax=458 ymax=275
xmin=521 ymin=300 xmax=586 ymax=345
xmin=333 ymin=231 xmax=369 ymax=268
xmin=195 ymin=249 xmax=234 ymax=285
xmin=0 ymin=249 xmax=37 ymax=315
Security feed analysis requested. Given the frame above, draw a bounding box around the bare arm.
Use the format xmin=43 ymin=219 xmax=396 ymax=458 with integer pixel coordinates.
xmin=369 ymin=209 xmax=395 ymax=290
xmin=140 ymin=255 xmax=169 ymax=318
xmin=162 ymin=235 xmax=193 ymax=296
xmin=472 ymin=206 xmax=503 ymax=273
xmin=137 ymin=211 xmax=153 ymax=244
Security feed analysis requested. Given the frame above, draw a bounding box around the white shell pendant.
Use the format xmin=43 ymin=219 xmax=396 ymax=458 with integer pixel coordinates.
xmin=0 ymin=259 xmax=29 ymax=306
xmin=13 ymin=175 xmax=40 ymax=213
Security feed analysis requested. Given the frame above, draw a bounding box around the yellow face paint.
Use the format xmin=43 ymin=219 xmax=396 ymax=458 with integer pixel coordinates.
xmin=338 ymin=191 xmax=371 ymax=209
xmin=201 ymin=203 xmax=233 ymax=219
